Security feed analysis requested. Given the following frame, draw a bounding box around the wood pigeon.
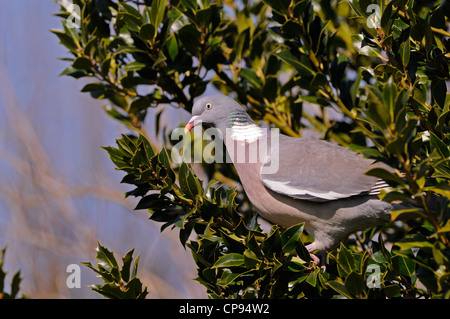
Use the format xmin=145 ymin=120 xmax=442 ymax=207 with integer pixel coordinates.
xmin=185 ymin=94 xmax=394 ymax=265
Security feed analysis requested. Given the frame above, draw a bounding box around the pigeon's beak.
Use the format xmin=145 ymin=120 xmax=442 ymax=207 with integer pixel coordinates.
xmin=184 ymin=115 xmax=199 ymax=134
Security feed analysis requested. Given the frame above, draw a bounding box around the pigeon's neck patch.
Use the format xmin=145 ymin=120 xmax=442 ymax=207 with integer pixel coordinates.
xmin=227 ymin=110 xmax=262 ymax=142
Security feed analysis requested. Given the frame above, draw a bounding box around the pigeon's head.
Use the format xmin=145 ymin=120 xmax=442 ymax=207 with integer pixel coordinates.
xmin=184 ymin=94 xmax=251 ymax=133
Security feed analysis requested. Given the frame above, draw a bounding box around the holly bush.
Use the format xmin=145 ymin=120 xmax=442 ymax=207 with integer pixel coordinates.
xmin=0 ymin=247 xmax=26 ymax=299
xmin=53 ymin=0 xmax=450 ymax=298
xmin=81 ymin=242 xmax=148 ymax=299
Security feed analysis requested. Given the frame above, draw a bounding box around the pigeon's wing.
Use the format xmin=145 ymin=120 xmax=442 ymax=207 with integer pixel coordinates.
xmin=260 ymin=136 xmax=388 ymax=202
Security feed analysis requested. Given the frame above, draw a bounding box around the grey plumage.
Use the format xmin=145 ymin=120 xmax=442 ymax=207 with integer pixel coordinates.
xmin=261 ymin=135 xmax=389 ymax=202
xmin=186 ymin=94 xmax=394 ymax=262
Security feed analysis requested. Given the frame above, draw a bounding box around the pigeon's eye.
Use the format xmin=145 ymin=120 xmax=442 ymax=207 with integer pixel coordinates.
xmin=205 ymin=103 xmax=213 ymax=110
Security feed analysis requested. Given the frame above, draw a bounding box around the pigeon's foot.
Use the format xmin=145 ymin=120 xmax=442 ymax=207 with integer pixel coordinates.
xmin=306 ymin=243 xmax=327 ymax=271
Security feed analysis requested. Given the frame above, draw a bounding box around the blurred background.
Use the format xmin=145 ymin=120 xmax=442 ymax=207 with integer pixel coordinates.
xmin=0 ymin=0 xmax=206 ymax=298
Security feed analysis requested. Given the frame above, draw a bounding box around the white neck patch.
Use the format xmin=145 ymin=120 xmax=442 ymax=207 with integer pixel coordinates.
xmin=229 ymin=123 xmax=263 ymax=143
